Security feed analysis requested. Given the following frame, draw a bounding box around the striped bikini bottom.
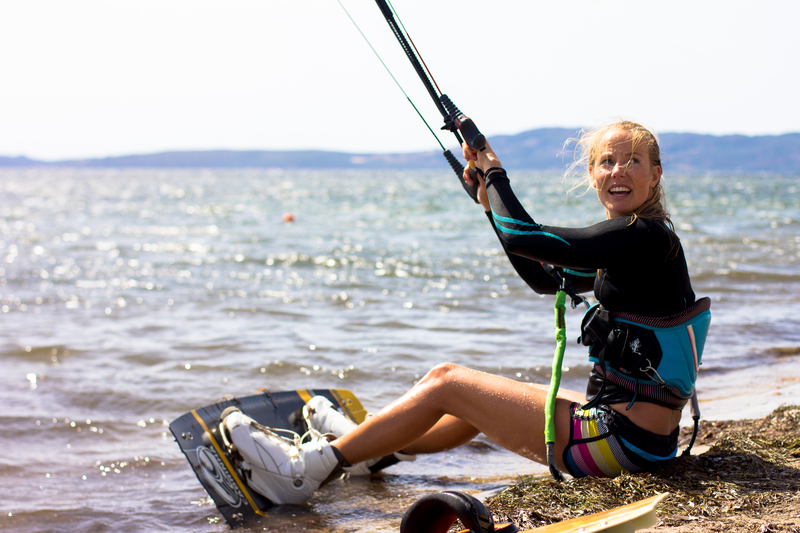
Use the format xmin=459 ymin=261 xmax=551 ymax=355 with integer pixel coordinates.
xmin=563 ymin=403 xmax=679 ymax=478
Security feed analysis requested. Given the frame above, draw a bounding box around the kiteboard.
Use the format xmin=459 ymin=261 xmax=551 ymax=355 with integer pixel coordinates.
xmin=169 ymin=388 xmax=367 ymax=528
xmin=521 ymin=492 xmax=668 ymax=533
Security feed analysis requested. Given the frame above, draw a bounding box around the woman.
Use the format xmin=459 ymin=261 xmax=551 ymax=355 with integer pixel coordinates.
xmin=221 ymin=120 xmax=710 ymax=504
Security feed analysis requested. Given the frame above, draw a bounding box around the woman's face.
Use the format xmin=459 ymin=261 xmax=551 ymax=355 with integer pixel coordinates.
xmin=589 ymin=129 xmax=662 ymax=219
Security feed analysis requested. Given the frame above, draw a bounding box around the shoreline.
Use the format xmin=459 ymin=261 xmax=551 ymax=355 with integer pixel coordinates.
xmin=680 ymin=356 xmax=800 ymax=426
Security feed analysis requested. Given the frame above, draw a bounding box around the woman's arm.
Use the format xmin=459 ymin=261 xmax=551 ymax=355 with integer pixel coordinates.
xmin=486 ymin=211 xmax=596 ymax=295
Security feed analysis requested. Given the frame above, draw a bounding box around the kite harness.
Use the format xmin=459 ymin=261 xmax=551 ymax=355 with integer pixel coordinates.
xmin=542 ymin=267 xmax=709 ymax=478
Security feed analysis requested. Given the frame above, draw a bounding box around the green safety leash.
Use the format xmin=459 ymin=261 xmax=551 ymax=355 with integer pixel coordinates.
xmin=541 ymin=265 xmax=589 ymax=481
xmin=545 ymin=289 xmax=567 ymax=481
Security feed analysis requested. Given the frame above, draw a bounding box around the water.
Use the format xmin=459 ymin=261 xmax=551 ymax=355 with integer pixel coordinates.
xmin=1 ymin=167 xmax=799 ymax=532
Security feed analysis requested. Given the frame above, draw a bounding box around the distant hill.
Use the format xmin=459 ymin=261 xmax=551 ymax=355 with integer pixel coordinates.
xmin=3 ymin=129 xmax=799 ymax=173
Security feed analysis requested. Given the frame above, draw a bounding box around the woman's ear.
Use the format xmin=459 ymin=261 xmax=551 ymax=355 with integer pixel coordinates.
xmin=589 ymin=165 xmax=597 ymax=188
xmin=651 ymin=165 xmax=662 ymax=188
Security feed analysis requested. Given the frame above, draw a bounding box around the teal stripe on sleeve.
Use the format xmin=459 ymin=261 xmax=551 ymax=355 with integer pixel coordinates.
xmin=495 ymin=225 xmax=571 ymax=246
xmin=493 ymin=213 xmax=571 ymax=246
xmin=563 ymin=268 xmax=596 ymax=278
xmin=493 ymin=212 xmax=541 ymax=228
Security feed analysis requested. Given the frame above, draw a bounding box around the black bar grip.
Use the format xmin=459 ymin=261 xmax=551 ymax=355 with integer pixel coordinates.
xmin=444 ymin=149 xmax=479 ymax=203
xmin=457 ymin=116 xmax=486 ymax=152
xmin=440 ymin=94 xmax=486 ymax=151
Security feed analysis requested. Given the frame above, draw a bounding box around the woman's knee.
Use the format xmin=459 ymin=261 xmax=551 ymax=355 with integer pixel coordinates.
xmin=418 ymin=362 xmax=466 ymax=387
xmin=411 ymin=363 xmax=472 ymax=402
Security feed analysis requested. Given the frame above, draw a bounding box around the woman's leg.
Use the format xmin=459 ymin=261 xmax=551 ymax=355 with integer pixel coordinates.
xmin=399 ymin=415 xmax=479 ymax=454
xmin=333 ymin=363 xmax=586 ymax=471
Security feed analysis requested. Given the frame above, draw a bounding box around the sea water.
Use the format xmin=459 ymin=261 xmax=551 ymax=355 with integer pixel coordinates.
xmin=1 ymin=167 xmax=798 ymax=532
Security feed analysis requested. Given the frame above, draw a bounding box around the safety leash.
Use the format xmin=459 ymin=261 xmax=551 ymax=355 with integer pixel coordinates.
xmin=541 ymin=265 xmax=588 ymax=480
xmin=545 ymin=289 xmax=567 ymax=481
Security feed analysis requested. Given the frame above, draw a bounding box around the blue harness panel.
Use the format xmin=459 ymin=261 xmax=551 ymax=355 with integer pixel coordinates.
xmin=585 ymin=297 xmax=711 ymax=406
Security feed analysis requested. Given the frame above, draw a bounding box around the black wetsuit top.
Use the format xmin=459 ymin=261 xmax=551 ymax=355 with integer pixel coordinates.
xmin=483 ymin=168 xmax=696 ymax=406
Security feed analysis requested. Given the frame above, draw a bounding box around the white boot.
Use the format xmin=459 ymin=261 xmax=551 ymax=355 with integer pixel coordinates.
xmin=302 ymin=395 xmax=358 ymax=438
xmin=302 ymin=396 xmax=416 ymax=476
xmin=221 ymin=409 xmax=340 ymax=505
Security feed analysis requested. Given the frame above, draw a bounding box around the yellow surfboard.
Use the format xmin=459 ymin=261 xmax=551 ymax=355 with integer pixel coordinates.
xmin=520 ymin=493 xmax=668 ymax=533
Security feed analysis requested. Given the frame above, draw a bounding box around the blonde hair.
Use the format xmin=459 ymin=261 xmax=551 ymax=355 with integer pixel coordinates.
xmin=566 ymin=120 xmax=673 ymax=231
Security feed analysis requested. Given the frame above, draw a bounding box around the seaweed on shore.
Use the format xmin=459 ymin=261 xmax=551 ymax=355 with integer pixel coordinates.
xmin=486 ymin=405 xmax=800 ymax=531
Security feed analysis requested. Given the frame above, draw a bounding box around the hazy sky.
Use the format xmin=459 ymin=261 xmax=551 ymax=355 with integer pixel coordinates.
xmin=2 ymin=0 xmax=798 ymax=161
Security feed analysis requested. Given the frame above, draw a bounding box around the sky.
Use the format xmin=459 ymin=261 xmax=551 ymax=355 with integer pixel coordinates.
xmin=1 ymin=0 xmax=798 ymax=161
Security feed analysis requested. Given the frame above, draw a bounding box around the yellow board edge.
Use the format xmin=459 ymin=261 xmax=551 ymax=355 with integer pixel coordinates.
xmin=190 ymin=410 xmax=266 ymax=517
xmin=520 ymin=493 xmax=668 ymax=533
xmin=296 ymin=389 xmax=314 ymax=404
xmin=296 ymin=388 xmax=369 ymax=424
xmin=331 ymin=388 xmax=369 ymax=424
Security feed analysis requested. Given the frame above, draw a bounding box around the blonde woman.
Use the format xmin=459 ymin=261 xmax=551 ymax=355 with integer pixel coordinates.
xmin=220 ymin=121 xmax=710 ymax=504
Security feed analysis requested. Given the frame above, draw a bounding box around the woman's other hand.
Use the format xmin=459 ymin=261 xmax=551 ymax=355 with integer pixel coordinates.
xmin=462 ymin=141 xmax=501 ymax=211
